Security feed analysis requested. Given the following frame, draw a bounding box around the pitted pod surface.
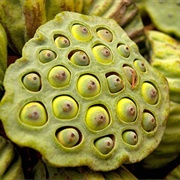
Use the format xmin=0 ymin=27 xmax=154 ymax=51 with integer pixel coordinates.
xmin=0 ymin=12 xmax=170 ymax=171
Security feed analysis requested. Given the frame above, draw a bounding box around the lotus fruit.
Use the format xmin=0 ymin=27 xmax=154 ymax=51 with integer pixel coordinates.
xmin=0 ymin=136 xmax=24 ymax=180
xmin=141 ymin=30 xmax=180 ymax=169
xmin=0 ymin=23 xmax=7 ymax=99
xmin=0 ymin=12 xmax=169 ymax=171
xmin=0 ymin=0 xmax=144 ymax=55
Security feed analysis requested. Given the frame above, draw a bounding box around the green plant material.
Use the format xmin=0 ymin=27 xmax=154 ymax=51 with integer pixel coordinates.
xmin=0 ymin=12 xmax=169 ymax=171
xmin=0 ymin=0 xmax=145 ymax=55
xmin=144 ymin=0 xmax=180 ymax=38
xmin=165 ymin=164 xmax=180 ymax=180
xmin=33 ymin=160 xmax=138 ymax=180
xmin=0 ymin=23 xmax=7 ymax=98
xmin=0 ymin=136 xmax=24 ymax=180
xmin=141 ymin=30 xmax=180 ymax=169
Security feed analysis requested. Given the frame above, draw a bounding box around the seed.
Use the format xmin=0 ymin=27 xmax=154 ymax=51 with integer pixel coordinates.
xmin=117 ymin=44 xmax=130 ymax=58
xmin=134 ymin=60 xmax=146 ymax=72
xmin=39 ymin=49 xmax=56 ymax=63
xmin=97 ymin=29 xmax=113 ymax=42
xmin=55 ymin=36 xmax=70 ymax=48
xmin=122 ymin=131 xmax=138 ymax=145
xmin=142 ymin=112 xmax=156 ymax=132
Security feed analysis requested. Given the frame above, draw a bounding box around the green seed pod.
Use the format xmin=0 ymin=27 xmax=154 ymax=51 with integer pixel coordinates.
xmin=97 ymin=28 xmax=113 ymax=42
xmin=122 ymin=131 xmax=138 ymax=145
xmin=20 ymin=102 xmax=47 ymax=126
xmin=22 ymin=73 xmax=41 ymax=92
xmin=117 ymin=98 xmax=137 ymax=122
xmin=48 ymin=66 xmax=71 ymax=88
xmin=92 ymin=45 xmax=113 ymax=64
xmin=142 ymin=112 xmax=156 ymax=132
xmin=94 ymin=136 xmax=114 ymax=154
xmin=134 ymin=59 xmax=146 ymax=72
xmin=77 ymin=74 xmax=100 ymax=97
xmin=69 ymin=50 xmax=90 ymax=66
xmin=57 ymin=128 xmax=79 ymax=147
xmin=141 ymin=82 xmax=158 ymax=105
xmin=55 ymin=36 xmax=70 ymax=48
xmin=71 ymin=24 xmax=91 ymax=41
xmin=106 ymin=74 xmax=124 ymax=93
xmin=117 ymin=44 xmax=130 ymax=58
xmin=86 ymin=106 xmax=110 ymax=131
xmin=39 ymin=49 xmax=56 ymax=63
xmin=123 ymin=66 xmax=137 ymax=89
xmin=53 ymin=96 xmax=78 ymax=119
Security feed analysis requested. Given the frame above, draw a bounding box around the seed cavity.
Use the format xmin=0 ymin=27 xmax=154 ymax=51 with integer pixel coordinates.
xmin=141 ymin=82 xmax=158 ymax=105
xmin=56 ymin=128 xmax=80 ymax=147
xmin=134 ymin=59 xmax=146 ymax=72
xmin=122 ymin=130 xmax=138 ymax=145
xmin=22 ymin=73 xmax=41 ymax=92
xmin=85 ymin=106 xmax=110 ymax=131
xmin=39 ymin=49 xmax=56 ymax=63
xmin=48 ymin=66 xmax=71 ymax=88
xmin=20 ymin=102 xmax=47 ymax=126
xmin=55 ymin=35 xmax=70 ymax=48
xmin=97 ymin=28 xmax=113 ymax=42
xmin=117 ymin=98 xmax=137 ymax=122
xmin=71 ymin=24 xmax=91 ymax=41
xmin=94 ymin=136 xmax=114 ymax=154
xmin=77 ymin=74 xmax=100 ymax=97
xmin=53 ymin=96 xmax=78 ymax=119
xmin=142 ymin=111 xmax=156 ymax=132
xmin=69 ymin=50 xmax=90 ymax=66
xmin=117 ymin=44 xmax=130 ymax=58
xmin=92 ymin=45 xmax=113 ymax=64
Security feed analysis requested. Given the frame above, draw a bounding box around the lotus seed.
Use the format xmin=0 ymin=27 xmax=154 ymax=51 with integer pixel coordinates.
xmin=20 ymin=102 xmax=47 ymax=126
xmin=55 ymin=36 xmax=70 ymax=48
xmin=57 ymin=128 xmax=79 ymax=147
xmin=142 ymin=82 xmax=158 ymax=105
xmin=106 ymin=74 xmax=124 ymax=93
xmin=123 ymin=66 xmax=137 ymax=89
xmin=142 ymin=112 xmax=156 ymax=132
xmin=71 ymin=24 xmax=91 ymax=41
xmin=122 ymin=131 xmax=138 ymax=145
xmin=39 ymin=49 xmax=56 ymax=63
xmin=86 ymin=106 xmax=110 ymax=131
xmin=22 ymin=73 xmax=41 ymax=92
xmin=94 ymin=136 xmax=114 ymax=154
xmin=53 ymin=96 xmax=78 ymax=119
xmin=117 ymin=44 xmax=130 ymax=58
xmin=92 ymin=45 xmax=113 ymax=64
xmin=48 ymin=66 xmax=71 ymax=87
xmin=134 ymin=60 xmax=146 ymax=72
xmin=77 ymin=74 xmax=100 ymax=97
xmin=69 ymin=50 xmax=90 ymax=66
xmin=117 ymin=98 xmax=137 ymax=122
xmin=97 ymin=29 xmax=113 ymax=42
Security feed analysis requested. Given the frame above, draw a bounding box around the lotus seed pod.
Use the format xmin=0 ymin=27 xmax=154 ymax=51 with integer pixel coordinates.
xmin=141 ymin=82 xmax=158 ymax=105
xmin=94 ymin=136 xmax=114 ymax=154
xmin=48 ymin=66 xmax=71 ymax=88
xmin=0 ymin=12 xmax=169 ymax=171
xmin=117 ymin=98 xmax=137 ymax=122
xmin=97 ymin=28 xmax=113 ymax=42
xmin=107 ymin=74 xmax=124 ymax=93
xmin=117 ymin=44 xmax=130 ymax=58
xmin=86 ymin=106 xmax=110 ymax=131
xmin=53 ymin=96 xmax=78 ymax=119
xmin=39 ymin=49 xmax=56 ymax=63
xmin=22 ymin=73 xmax=41 ymax=92
xmin=134 ymin=59 xmax=146 ymax=72
xmin=77 ymin=74 xmax=100 ymax=97
xmin=20 ymin=102 xmax=47 ymax=126
xmin=0 ymin=136 xmax=24 ymax=179
xmin=144 ymin=0 xmax=180 ymax=38
xmin=122 ymin=131 xmax=138 ymax=145
xmin=69 ymin=50 xmax=90 ymax=66
xmin=55 ymin=36 xmax=70 ymax=48
xmin=71 ymin=24 xmax=91 ymax=41
xmin=92 ymin=45 xmax=113 ymax=64
xmin=142 ymin=112 xmax=156 ymax=132
xmin=57 ymin=128 xmax=80 ymax=147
